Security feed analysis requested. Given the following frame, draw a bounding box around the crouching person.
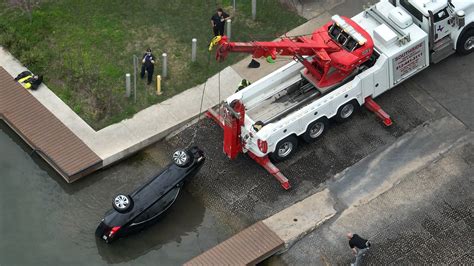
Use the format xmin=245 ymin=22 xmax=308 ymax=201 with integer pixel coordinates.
xmin=14 ymin=71 xmax=43 ymax=90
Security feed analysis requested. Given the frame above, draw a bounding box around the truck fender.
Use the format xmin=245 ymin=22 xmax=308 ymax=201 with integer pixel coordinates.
xmin=333 ymin=98 xmax=361 ymax=118
xmin=302 ymin=115 xmax=329 ymax=135
xmin=269 ymin=133 xmax=298 ymax=153
xmin=454 ymin=22 xmax=474 ymax=51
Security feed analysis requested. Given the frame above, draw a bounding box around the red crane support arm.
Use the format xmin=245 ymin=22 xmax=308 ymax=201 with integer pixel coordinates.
xmin=215 ymin=36 xmax=338 ymax=62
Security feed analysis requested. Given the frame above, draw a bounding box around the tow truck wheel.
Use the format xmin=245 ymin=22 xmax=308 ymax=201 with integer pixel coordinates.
xmin=457 ymin=29 xmax=474 ymax=55
xmin=302 ymin=118 xmax=328 ymax=143
xmin=335 ymin=100 xmax=358 ymax=122
xmin=270 ymin=135 xmax=298 ymax=162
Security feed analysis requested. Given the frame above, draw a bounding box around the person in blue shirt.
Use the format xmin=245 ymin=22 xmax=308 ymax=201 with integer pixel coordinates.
xmin=141 ymin=48 xmax=156 ymax=85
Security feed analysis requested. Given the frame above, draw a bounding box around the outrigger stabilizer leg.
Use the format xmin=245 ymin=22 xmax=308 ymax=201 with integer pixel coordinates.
xmin=206 ymin=106 xmax=291 ymax=190
xmin=364 ymin=96 xmax=393 ymax=126
xmin=248 ymin=152 xmax=291 ymax=190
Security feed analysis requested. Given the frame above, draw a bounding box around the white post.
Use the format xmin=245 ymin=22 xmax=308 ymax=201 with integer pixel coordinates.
xmin=125 ymin=73 xmax=131 ymax=97
xmin=233 ymin=0 xmax=236 ymax=11
xmin=162 ymin=53 xmax=168 ymax=78
xmin=226 ymin=19 xmax=232 ymax=39
xmin=191 ymin=38 xmax=197 ymax=62
xmin=252 ymin=0 xmax=256 ymax=20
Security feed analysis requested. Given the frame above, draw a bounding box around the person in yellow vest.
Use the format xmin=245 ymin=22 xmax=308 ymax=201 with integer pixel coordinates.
xmin=14 ymin=71 xmax=43 ymax=90
xmin=235 ymin=79 xmax=251 ymax=92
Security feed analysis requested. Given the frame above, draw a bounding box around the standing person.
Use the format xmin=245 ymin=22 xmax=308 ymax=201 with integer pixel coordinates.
xmin=141 ymin=48 xmax=156 ymax=85
xmin=211 ymin=8 xmax=230 ymax=36
xmin=347 ymin=232 xmax=371 ymax=266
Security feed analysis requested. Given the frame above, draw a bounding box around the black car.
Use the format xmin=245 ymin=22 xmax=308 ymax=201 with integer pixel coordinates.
xmin=95 ymin=147 xmax=205 ymax=243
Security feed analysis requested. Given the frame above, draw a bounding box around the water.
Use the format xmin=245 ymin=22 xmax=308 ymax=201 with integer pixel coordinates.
xmin=0 ymin=122 xmax=230 ymax=265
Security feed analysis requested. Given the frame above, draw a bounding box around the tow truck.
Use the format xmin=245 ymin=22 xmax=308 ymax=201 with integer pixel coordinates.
xmin=207 ymin=0 xmax=474 ymax=190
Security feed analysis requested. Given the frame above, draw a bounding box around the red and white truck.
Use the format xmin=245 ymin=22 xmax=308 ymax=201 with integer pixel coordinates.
xmin=207 ymin=0 xmax=474 ymax=189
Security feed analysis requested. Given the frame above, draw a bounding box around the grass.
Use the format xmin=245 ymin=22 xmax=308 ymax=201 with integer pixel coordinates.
xmin=0 ymin=0 xmax=305 ymax=129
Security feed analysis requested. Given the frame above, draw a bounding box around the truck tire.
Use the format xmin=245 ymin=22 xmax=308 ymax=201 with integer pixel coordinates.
xmin=457 ymin=29 xmax=474 ymax=55
xmin=270 ymin=135 xmax=298 ymax=162
xmin=335 ymin=100 xmax=359 ymax=122
xmin=302 ymin=118 xmax=328 ymax=143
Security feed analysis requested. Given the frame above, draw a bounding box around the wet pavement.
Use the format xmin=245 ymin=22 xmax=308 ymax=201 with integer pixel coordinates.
xmin=275 ymin=129 xmax=474 ymax=265
xmin=155 ymin=78 xmax=434 ymax=229
xmin=0 ymin=121 xmax=231 ymax=265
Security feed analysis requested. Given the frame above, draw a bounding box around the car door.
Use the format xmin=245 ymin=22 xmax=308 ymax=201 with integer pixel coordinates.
xmin=130 ymin=187 xmax=180 ymax=227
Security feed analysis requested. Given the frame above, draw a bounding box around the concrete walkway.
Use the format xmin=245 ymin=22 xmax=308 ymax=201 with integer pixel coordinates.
xmin=0 ymin=47 xmax=241 ymax=167
xmin=0 ymin=13 xmax=330 ymax=171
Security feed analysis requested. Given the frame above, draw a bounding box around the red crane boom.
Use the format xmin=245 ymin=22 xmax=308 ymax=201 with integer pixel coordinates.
xmin=214 ymin=15 xmax=374 ymax=88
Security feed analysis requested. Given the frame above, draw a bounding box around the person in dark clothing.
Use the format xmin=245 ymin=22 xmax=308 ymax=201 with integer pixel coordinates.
xmin=347 ymin=233 xmax=371 ymax=266
xmin=14 ymin=71 xmax=43 ymax=90
xmin=211 ymin=8 xmax=230 ymax=36
xmin=140 ymin=48 xmax=156 ymax=85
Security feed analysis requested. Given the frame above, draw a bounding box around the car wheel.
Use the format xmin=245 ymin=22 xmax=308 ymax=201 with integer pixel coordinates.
xmin=113 ymin=194 xmax=133 ymax=213
xmin=172 ymin=149 xmax=191 ymax=167
xmin=302 ymin=118 xmax=328 ymax=143
xmin=335 ymin=100 xmax=358 ymax=122
xmin=270 ymin=135 xmax=298 ymax=162
xmin=457 ymin=29 xmax=474 ymax=55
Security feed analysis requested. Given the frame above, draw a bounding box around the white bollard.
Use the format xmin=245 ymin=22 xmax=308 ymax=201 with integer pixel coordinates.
xmin=233 ymin=0 xmax=236 ymax=11
xmin=162 ymin=53 xmax=168 ymax=78
xmin=226 ymin=19 xmax=232 ymax=40
xmin=125 ymin=73 xmax=131 ymax=97
xmin=191 ymin=38 xmax=197 ymax=62
xmin=252 ymin=0 xmax=256 ymax=20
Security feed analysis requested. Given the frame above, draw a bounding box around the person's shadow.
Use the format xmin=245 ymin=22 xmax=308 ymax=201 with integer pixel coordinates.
xmin=95 ymin=190 xmax=207 ymax=264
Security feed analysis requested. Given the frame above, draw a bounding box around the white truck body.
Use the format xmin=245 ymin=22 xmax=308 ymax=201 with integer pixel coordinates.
xmin=225 ymin=0 xmax=472 ymax=158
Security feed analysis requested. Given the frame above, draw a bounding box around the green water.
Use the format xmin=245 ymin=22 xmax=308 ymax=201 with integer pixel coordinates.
xmin=0 ymin=122 xmax=229 ymax=265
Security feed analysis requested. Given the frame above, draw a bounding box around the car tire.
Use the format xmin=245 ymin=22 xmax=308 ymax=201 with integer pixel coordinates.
xmin=172 ymin=149 xmax=191 ymax=167
xmin=302 ymin=118 xmax=328 ymax=143
xmin=113 ymin=194 xmax=133 ymax=213
xmin=335 ymin=100 xmax=358 ymax=122
xmin=270 ymin=135 xmax=298 ymax=162
xmin=457 ymin=29 xmax=474 ymax=55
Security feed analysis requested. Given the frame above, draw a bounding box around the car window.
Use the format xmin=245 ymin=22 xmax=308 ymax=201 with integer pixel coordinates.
xmin=329 ymin=23 xmax=361 ymax=52
xmin=345 ymin=38 xmax=359 ymax=51
xmin=434 ymin=9 xmax=449 ymax=22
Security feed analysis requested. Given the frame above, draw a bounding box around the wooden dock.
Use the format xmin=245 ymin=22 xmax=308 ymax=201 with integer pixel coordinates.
xmin=184 ymin=221 xmax=284 ymax=266
xmin=0 ymin=67 xmax=102 ymax=182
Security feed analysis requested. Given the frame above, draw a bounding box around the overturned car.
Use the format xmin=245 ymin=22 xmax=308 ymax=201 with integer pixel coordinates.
xmin=95 ymin=147 xmax=205 ymax=243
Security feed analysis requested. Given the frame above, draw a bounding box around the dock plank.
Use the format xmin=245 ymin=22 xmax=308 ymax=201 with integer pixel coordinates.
xmin=184 ymin=221 xmax=284 ymax=266
xmin=0 ymin=67 xmax=102 ymax=182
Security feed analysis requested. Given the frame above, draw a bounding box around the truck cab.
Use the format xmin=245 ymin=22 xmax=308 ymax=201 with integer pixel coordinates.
xmin=393 ymin=0 xmax=474 ymax=62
